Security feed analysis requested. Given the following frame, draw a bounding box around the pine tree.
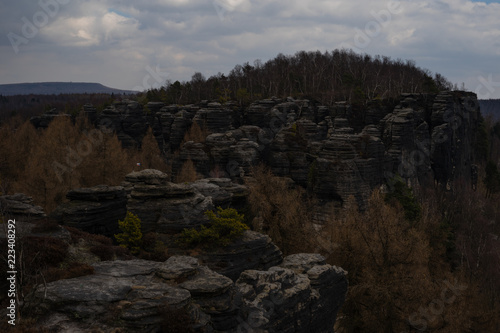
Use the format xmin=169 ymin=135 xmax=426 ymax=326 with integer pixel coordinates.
xmin=115 ymin=211 xmax=143 ymax=254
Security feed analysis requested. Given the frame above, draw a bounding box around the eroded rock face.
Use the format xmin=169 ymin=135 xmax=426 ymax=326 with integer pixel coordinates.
xmin=30 ymin=109 xmax=71 ymax=129
xmin=196 ymin=230 xmax=283 ymax=281
xmin=48 ymin=170 xmax=251 ymax=240
xmin=122 ymin=169 xmax=213 ymax=233
xmin=281 ymin=254 xmax=348 ymax=332
xmin=31 ymin=92 xmax=480 ymax=208
xmin=120 ymin=170 xmax=249 ymax=234
xmin=31 ymin=254 xmax=347 ymax=333
xmin=51 ymin=185 xmax=127 ymax=237
xmin=235 ymin=253 xmax=348 ymax=333
xmin=33 ymin=257 xmax=217 ymax=332
xmin=0 ymin=193 xmax=46 ymax=220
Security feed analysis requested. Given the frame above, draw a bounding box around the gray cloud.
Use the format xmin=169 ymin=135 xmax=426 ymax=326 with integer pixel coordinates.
xmin=1 ymin=0 xmax=500 ymax=98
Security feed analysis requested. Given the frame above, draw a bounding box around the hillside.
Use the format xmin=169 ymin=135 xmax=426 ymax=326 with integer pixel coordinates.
xmin=140 ymin=49 xmax=453 ymax=106
xmin=0 ymin=82 xmax=137 ymax=96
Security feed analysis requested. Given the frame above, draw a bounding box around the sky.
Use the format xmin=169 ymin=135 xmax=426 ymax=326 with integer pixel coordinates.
xmin=1 ymin=0 xmax=500 ymax=99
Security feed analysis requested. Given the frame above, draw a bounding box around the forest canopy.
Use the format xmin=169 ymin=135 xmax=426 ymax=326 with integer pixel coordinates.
xmin=141 ymin=49 xmax=454 ymax=106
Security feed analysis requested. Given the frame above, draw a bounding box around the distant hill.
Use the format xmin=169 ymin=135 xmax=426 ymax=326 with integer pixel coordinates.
xmin=0 ymin=82 xmax=138 ymax=96
xmin=479 ymin=99 xmax=500 ymax=121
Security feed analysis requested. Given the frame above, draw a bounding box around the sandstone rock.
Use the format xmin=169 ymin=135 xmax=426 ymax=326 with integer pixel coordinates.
xmin=235 ymin=253 xmax=348 ymax=333
xmin=196 ymin=230 xmax=283 ymax=281
xmin=191 ymin=178 xmax=249 ymax=209
xmin=0 ymin=193 xmax=46 ymax=220
xmin=122 ymin=169 xmax=213 ymax=233
xmin=281 ymin=254 xmax=348 ymax=332
xmin=51 ymin=185 xmax=127 ymax=237
xmin=174 ymin=141 xmax=210 ymax=177
xmin=30 ymin=109 xmax=71 ymax=129
xmin=33 ymin=257 xmax=218 ymax=332
xmin=193 ymin=105 xmax=234 ymax=133
xmin=30 ymin=92 xmax=481 ymax=220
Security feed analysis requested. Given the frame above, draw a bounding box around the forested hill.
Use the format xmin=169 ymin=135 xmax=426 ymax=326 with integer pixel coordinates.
xmin=0 ymin=82 xmax=137 ymax=96
xmin=142 ymin=49 xmax=455 ymax=106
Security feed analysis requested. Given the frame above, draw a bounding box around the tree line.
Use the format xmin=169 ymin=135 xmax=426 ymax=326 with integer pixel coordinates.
xmin=141 ymin=49 xmax=454 ymax=106
xmin=0 ymin=115 xmax=167 ymax=212
xmin=0 ymin=93 xmax=121 ymax=124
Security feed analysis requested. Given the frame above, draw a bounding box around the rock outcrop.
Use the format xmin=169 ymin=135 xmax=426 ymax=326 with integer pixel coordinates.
xmin=31 ymin=92 xmax=481 ymax=208
xmin=51 ymin=185 xmax=127 ymax=237
xmin=31 ymin=254 xmax=347 ymax=333
xmin=120 ymin=169 xmax=248 ymax=234
xmin=121 ymin=169 xmax=213 ymax=233
xmin=196 ymin=230 xmax=283 ymax=281
xmin=0 ymin=193 xmax=46 ymax=220
xmin=235 ymin=253 xmax=348 ymax=333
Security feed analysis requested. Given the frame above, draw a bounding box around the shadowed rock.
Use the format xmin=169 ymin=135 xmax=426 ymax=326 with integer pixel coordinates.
xmin=51 ymin=185 xmax=127 ymax=237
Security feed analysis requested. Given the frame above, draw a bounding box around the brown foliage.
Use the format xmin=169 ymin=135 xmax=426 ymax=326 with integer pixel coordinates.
xmin=139 ymin=232 xmax=169 ymax=261
xmin=0 ymin=235 xmax=69 ymax=304
xmin=89 ymin=244 xmax=115 ymax=261
xmin=135 ymin=127 xmax=168 ymax=172
xmin=246 ymin=165 xmax=314 ymax=254
xmin=327 ymin=187 xmax=500 ymax=332
xmin=24 ymin=236 xmax=69 ymax=268
xmin=327 ymin=192 xmax=435 ymax=332
xmin=182 ymin=121 xmax=208 ymax=144
xmin=64 ymin=226 xmax=128 ymax=261
xmin=176 ymin=159 xmax=198 ymax=183
xmin=0 ymin=119 xmax=38 ymax=192
xmin=3 ymin=117 xmax=134 ymax=212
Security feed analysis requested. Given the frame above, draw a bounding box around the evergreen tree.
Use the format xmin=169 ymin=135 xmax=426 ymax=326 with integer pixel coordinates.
xmin=115 ymin=211 xmax=143 ymax=254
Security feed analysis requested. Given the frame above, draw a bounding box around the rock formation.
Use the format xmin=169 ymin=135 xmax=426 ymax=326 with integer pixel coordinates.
xmin=51 ymin=185 xmax=127 ymax=237
xmin=121 ymin=169 xmax=213 ymax=233
xmin=30 ymin=254 xmax=347 ymax=332
xmin=0 ymin=193 xmax=46 ymax=220
xmin=31 ymin=91 xmax=481 ymax=209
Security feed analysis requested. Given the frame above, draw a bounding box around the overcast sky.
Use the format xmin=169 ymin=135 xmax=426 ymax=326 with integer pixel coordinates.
xmin=1 ymin=0 xmax=500 ymax=99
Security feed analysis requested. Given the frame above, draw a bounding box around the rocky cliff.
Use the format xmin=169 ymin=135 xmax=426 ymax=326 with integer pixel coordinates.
xmin=32 ymin=91 xmax=480 ymax=209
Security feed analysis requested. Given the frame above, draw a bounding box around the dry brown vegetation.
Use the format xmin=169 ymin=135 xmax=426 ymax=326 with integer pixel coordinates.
xmin=182 ymin=121 xmax=209 ymax=144
xmin=176 ymin=159 xmax=198 ymax=183
xmin=246 ymin=166 xmax=500 ymax=332
xmin=136 ymin=127 xmax=168 ymax=171
xmin=0 ymin=116 xmax=166 ymax=212
xmin=246 ymin=164 xmax=315 ymax=254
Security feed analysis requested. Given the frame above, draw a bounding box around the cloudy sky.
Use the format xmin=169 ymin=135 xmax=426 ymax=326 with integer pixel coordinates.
xmin=1 ymin=0 xmax=500 ymax=99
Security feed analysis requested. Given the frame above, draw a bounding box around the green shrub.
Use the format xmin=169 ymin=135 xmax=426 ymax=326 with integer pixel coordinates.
xmin=179 ymin=207 xmax=248 ymax=248
xmin=115 ymin=211 xmax=143 ymax=254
